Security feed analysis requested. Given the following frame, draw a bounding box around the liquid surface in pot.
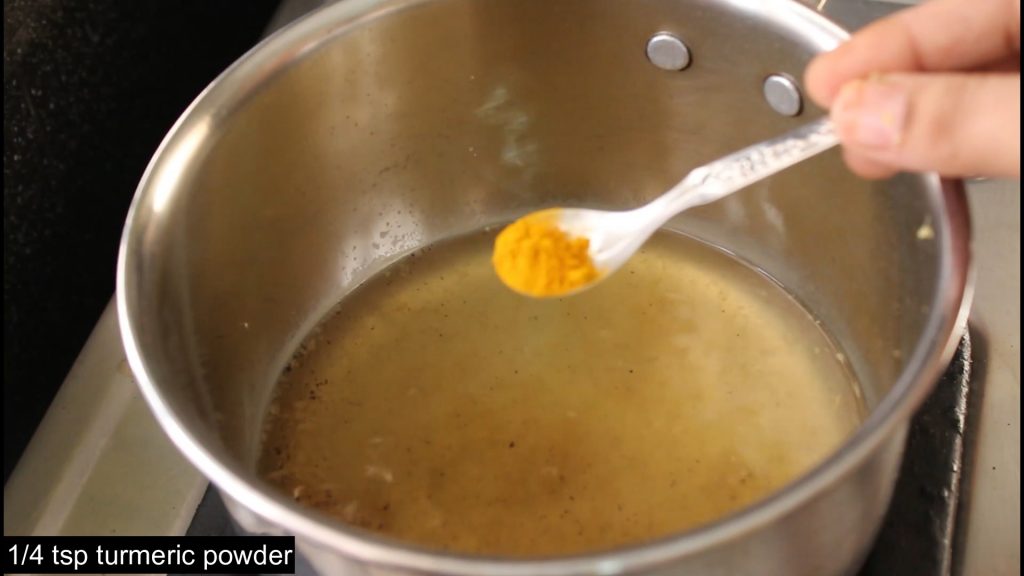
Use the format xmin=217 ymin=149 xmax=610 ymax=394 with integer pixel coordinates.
xmin=259 ymin=229 xmax=863 ymax=557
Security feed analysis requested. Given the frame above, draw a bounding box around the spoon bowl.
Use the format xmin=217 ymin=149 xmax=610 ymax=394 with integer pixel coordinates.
xmin=498 ymin=117 xmax=840 ymax=297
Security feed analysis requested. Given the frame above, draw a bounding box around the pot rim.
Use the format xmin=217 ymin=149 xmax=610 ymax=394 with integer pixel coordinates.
xmin=116 ymin=0 xmax=974 ymax=573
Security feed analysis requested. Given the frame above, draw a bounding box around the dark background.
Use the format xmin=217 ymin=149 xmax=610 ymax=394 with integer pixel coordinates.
xmin=4 ymin=0 xmax=281 ymax=481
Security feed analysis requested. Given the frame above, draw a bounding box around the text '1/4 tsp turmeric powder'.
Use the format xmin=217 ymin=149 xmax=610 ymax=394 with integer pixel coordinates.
xmin=492 ymin=211 xmax=600 ymax=298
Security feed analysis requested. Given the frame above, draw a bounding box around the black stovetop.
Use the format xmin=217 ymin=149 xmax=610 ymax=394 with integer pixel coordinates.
xmin=858 ymin=333 xmax=977 ymax=576
xmin=181 ymin=333 xmax=979 ymax=576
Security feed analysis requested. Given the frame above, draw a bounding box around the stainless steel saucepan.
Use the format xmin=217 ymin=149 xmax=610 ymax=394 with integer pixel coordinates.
xmin=117 ymin=0 xmax=972 ymax=574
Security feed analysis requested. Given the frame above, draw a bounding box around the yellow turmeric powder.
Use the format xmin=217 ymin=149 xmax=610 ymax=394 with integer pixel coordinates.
xmin=492 ymin=211 xmax=599 ymax=297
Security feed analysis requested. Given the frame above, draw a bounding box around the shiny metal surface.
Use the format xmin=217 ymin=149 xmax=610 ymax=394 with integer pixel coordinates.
xmin=645 ymin=33 xmax=691 ymax=72
xmin=116 ymin=0 xmax=972 ymax=574
xmin=763 ymin=73 xmax=804 ymax=117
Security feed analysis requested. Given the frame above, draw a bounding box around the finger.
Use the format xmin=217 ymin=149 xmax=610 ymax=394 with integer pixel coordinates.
xmin=841 ymin=148 xmax=900 ymax=180
xmin=830 ymin=73 xmax=1021 ymax=177
xmin=806 ymin=0 xmax=1021 ymax=107
xmin=981 ymin=56 xmax=1023 ymax=73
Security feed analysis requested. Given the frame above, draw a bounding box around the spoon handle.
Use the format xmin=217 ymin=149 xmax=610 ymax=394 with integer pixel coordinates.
xmin=657 ymin=117 xmax=840 ymax=215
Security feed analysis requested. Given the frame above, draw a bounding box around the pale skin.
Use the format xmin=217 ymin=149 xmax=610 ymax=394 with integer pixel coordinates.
xmin=804 ymin=0 xmax=1020 ymax=179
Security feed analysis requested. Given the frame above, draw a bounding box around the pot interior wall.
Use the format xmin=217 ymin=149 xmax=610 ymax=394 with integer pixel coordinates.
xmin=131 ymin=0 xmax=942 ymax=472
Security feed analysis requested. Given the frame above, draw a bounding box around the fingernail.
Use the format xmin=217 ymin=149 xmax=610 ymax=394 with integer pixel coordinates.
xmin=832 ymin=79 xmax=908 ymax=149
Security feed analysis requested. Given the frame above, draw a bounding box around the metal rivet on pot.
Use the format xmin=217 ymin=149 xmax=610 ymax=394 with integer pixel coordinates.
xmin=646 ymin=33 xmax=691 ymax=71
xmin=763 ymin=74 xmax=803 ymax=116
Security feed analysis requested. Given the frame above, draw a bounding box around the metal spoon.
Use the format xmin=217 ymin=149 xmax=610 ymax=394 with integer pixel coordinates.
xmin=514 ymin=117 xmax=839 ymax=297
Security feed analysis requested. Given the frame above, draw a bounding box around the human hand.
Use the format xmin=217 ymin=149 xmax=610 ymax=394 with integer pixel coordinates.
xmin=805 ymin=0 xmax=1020 ymax=179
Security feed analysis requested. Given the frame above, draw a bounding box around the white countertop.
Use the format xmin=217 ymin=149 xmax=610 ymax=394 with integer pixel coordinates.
xmin=960 ymin=179 xmax=1021 ymax=576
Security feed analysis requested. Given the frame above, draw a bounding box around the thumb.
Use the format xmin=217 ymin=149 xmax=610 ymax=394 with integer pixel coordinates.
xmin=830 ymin=73 xmax=1020 ymax=178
